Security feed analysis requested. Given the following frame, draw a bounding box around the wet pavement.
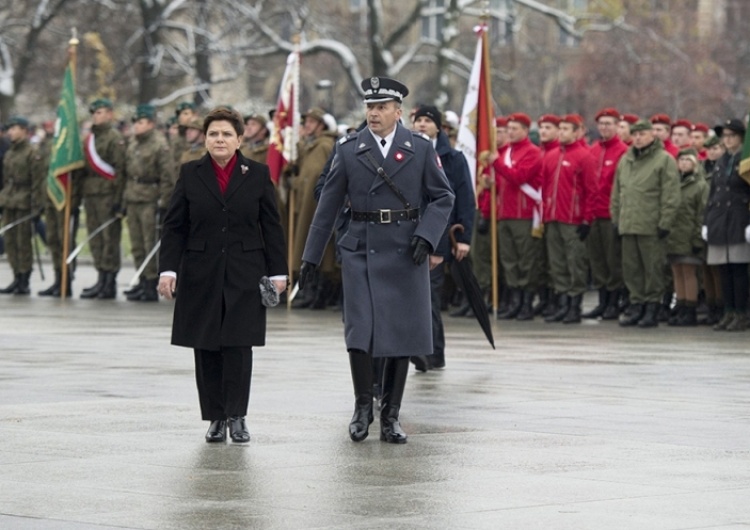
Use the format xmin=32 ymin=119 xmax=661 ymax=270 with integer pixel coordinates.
xmin=1 ymin=262 xmax=749 ymax=529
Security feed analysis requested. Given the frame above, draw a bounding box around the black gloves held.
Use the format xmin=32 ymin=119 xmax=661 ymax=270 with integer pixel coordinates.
xmin=410 ymin=236 xmax=432 ymax=266
xmin=298 ymin=261 xmax=317 ymax=289
xmin=576 ymin=223 xmax=591 ymax=241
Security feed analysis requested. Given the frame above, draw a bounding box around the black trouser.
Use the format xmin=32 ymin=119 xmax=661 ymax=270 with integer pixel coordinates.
xmin=194 ymin=347 xmax=253 ymax=420
xmin=719 ymin=263 xmax=749 ymax=312
xmin=430 ymin=263 xmax=445 ymax=361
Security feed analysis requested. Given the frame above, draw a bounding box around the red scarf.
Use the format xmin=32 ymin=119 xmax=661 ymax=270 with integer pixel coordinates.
xmin=210 ymin=153 xmax=238 ymax=194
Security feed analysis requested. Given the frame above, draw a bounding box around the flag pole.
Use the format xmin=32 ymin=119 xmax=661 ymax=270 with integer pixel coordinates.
xmin=60 ymin=29 xmax=79 ymax=300
xmin=287 ymin=35 xmax=300 ymax=308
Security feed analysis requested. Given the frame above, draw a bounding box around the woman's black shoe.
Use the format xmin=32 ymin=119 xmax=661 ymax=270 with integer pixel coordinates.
xmin=205 ymin=420 xmax=227 ymax=443
xmin=228 ymin=416 xmax=250 ymax=443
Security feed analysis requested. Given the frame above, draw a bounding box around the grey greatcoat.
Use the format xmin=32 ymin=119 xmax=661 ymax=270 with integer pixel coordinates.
xmin=302 ymin=123 xmax=454 ymax=357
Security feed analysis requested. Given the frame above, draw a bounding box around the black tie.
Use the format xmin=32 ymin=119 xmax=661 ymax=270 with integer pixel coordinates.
xmin=380 ymin=139 xmax=386 ymax=147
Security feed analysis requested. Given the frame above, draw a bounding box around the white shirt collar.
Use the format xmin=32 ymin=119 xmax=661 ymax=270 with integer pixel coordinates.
xmin=369 ymin=127 xmax=397 ymax=157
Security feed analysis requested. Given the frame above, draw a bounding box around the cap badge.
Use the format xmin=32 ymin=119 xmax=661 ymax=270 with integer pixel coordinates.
xmin=371 ymin=77 xmax=380 ymax=91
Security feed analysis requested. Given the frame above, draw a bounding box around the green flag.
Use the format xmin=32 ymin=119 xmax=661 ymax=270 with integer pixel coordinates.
xmin=47 ymin=64 xmax=84 ymax=211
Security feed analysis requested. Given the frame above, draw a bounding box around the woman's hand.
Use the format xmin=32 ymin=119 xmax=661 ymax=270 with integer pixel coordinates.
xmin=272 ymin=278 xmax=287 ymax=294
xmin=158 ymin=276 xmax=176 ymax=300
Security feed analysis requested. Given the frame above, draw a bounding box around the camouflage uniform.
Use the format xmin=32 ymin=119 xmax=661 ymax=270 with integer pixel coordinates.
xmin=0 ymin=129 xmax=45 ymax=294
xmin=123 ymin=127 xmax=174 ymax=299
xmin=79 ymin=121 xmax=127 ymax=298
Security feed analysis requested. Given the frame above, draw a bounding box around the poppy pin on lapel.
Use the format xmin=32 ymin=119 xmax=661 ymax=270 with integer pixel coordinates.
xmin=241 ymin=165 xmax=249 ymax=174
xmin=395 ymin=152 xmax=404 ymax=162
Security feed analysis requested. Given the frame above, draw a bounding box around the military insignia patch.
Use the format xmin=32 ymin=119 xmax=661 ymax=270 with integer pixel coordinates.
xmin=371 ymin=77 xmax=380 ymax=90
xmin=395 ymin=152 xmax=404 ymax=161
xmin=404 ymin=141 xmax=412 ymax=148
xmin=358 ymin=143 xmax=366 ymax=148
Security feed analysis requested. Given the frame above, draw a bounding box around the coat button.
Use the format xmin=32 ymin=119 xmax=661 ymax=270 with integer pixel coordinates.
xmin=222 ymin=227 xmax=227 ymax=232
xmin=221 ymin=248 xmax=226 ymax=253
xmin=369 ymin=249 xmax=375 ymax=254
xmin=370 ymin=221 xmax=375 ymax=225
xmin=223 ymin=207 xmax=227 ymax=212
xmin=397 ymin=248 xmax=403 ymax=255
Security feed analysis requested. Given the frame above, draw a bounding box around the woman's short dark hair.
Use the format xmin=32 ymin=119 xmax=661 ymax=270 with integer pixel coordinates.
xmin=203 ymin=106 xmax=244 ymax=137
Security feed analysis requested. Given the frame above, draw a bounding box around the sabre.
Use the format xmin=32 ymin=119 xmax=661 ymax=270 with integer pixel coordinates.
xmin=33 ymin=229 xmax=45 ymax=282
xmin=128 ymin=240 xmax=161 ymax=287
xmin=66 ymin=216 xmax=120 ymax=265
xmin=288 ymin=281 xmax=300 ymax=302
xmin=0 ymin=212 xmax=39 ymax=236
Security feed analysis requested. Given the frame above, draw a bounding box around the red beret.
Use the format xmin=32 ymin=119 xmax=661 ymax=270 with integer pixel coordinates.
xmin=671 ymin=118 xmax=692 ymax=130
xmin=620 ymin=113 xmax=639 ymax=125
xmin=595 ymin=108 xmax=620 ymax=121
xmin=650 ymin=113 xmax=671 ymax=126
xmin=507 ymin=112 xmax=531 ymax=128
xmin=562 ymin=113 xmax=584 ymax=127
xmin=537 ymin=114 xmax=561 ymax=126
xmin=691 ymin=122 xmax=709 ymax=133
xmin=495 ymin=116 xmax=508 ymax=127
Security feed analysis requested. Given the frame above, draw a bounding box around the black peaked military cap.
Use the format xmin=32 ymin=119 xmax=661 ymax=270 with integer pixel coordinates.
xmin=361 ymin=76 xmax=409 ymax=104
xmin=714 ymin=118 xmax=746 ymax=138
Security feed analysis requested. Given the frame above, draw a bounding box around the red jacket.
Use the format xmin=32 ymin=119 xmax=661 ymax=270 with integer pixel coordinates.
xmin=491 ymin=137 xmax=542 ymax=220
xmin=663 ymin=138 xmax=679 ymax=158
xmin=477 ymin=144 xmax=508 ymax=220
xmin=589 ymin=136 xmax=628 ymax=220
xmin=541 ymin=139 xmax=560 ymax=155
xmin=541 ymin=139 xmax=596 ymax=225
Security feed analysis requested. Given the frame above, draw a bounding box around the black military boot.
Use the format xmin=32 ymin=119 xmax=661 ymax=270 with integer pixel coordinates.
xmin=515 ymin=290 xmax=535 ymax=321
xmin=380 ymin=357 xmax=409 ymax=444
xmin=668 ymin=301 xmax=685 ymax=326
xmin=449 ymin=301 xmax=472 ymax=317
xmin=498 ymin=288 xmax=522 ymax=319
xmin=545 ymin=294 xmax=570 ymax=323
xmin=542 ymin=291 xmax=559 ymax=318
xmin=619 ymin=303 xmax=644 ymax=327
xmin=582 ymin=288 xmax=608 ymax=319
xmin=38 ymin=269 xmax=62 ymax=297
xmin=657 ymin=292 xmax=673 ymax=322
xmin=138 ymin=278 xmax=159 ymax=302
xmin=125 ymin=278 xmax=146 ymax=301
xmin=562 ymin=294 xmax=583 ymax=324
xmin=14 ymin=271 xmax=31 ymax=295
xmin=677 ymin=304 xmax=697 ymax=327
xmin=348 ymin=350 xmax=374 ymax=442
xmin=80 ymin=270 xmax=105 ymax=299
xmin=618 ymin=289 xmax=631 ymax=314
xmin=601 ymin=289 xmax=621 ymax=320
xmin=97 ymin=272 xmax=117 ymax=299
xmin=637 ymin=302 xmax=659 ymax=328
xmin=0 ymin=274 xmax=20 ymax=294
xmin=533 ymin=287 xmax=550 ymax=316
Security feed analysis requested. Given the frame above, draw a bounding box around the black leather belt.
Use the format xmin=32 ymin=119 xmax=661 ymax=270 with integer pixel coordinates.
xmin=350 ymin=208 xmax=419 ymax=224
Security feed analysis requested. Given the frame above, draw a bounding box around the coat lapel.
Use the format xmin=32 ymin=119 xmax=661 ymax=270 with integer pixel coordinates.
xmin=380 ymin=124 xmax=415 ymax=181
xmin=196 ymin=154 xmax=225 ymax=205
xmin=223 ymin=152 xmax=251 ymax=202
xmin=355 ymin=131 xmax=382 ymax=189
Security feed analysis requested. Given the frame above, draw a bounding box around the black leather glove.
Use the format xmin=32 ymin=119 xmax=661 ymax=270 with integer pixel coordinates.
xmin=657 ymin=228 xmax=670 ymax=239
xmin=410 ymin=236 xmax=432 ymax=266
xmin=112 ymin=203 xmax=125 ymax=217
xmin=576 ymin=223 xmax=591 ymax=241
xmin=298 ymin=261 xmax=317 ymax=289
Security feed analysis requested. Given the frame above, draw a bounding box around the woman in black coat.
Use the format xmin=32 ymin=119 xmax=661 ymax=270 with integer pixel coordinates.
xmin=703 ymin=118 xmax=750 ymax=332
xmin=158 ymin=107 xmax=288 ymax=443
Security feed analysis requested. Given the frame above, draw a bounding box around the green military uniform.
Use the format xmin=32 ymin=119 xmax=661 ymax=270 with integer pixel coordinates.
xmin=0 ymin=117 xmax=45 ymax=294
xmin=178 ymin=117 xmax=207 ymax=166
xmin=123 ymin=105 xmax=175 ymax=301
xmin=666 ymin=170 xmax=708 ymax=258
xmin=80 ymin=99 xmax=128 ymax=299
xmin=240 ymin=139 xmax=269 ymax=164
xmin=611 ymin=125 xmax=680 ymax=325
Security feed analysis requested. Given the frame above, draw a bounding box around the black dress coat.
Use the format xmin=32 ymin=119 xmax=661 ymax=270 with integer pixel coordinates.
xmin=705 ymin=150 xmax=750 ymax=246
xmin=159 ymin=152 xmax=288 ymax=351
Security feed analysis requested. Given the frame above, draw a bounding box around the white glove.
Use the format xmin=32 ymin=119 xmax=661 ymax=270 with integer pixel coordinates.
xmin=701 ymin=225 xmax=708 ymax=242
xmin=745 ymin=225 xmax=750 ymax=244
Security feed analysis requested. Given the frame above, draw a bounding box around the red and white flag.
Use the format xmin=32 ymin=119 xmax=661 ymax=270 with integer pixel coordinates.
xmin=455 ymin=24 xmax=495 ymax=188
xmin=267 ymin=49 xmax=300 ymax=185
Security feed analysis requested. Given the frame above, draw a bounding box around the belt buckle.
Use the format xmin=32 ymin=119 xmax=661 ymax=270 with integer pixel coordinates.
xmin=379 ymin=209 xmax=391 ymax=224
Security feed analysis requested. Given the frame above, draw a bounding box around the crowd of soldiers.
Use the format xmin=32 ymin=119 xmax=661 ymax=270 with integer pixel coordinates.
xmin=1 ymin=96 xmax=749 ymax=335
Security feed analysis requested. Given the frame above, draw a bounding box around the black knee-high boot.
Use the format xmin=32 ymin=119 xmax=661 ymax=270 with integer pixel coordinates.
xmin=348 ymin=350 xmax=374 ymax=442
xmin=380 ymin=356 xmax=409 ymax=444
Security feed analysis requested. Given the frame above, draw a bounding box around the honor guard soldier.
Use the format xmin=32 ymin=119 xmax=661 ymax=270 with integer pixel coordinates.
xmin=170 ymin=102 xmax=198 ymax=172
xmin=123 ymin=104 xmax=175 ymax=301
xmin=0 ymin=117 xmax=45 ymax=295
xmin=79 ymin=98 xmax=127 ymax=299
xmin=239 ymin=113 xmax=270 ymax=164
xmin=299 ymin=76 xmax=454 ymax=444
xmin=178 ymin=118 xmax=207 ymax=165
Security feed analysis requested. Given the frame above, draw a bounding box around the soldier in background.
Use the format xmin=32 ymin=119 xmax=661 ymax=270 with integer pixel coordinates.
xmin=240 ymin=113 xmax=270 ymax=164
xmin=0 ymin=117 xmax=45 ymax=295
xmin=170 ymin=102 xmax=198 ymax=172
xmin=650 ymin=114 xmax=680 ymax=158
xmin=123 ymin=104 xmax=175 ymax=302
xmin=618 ymin=113 xmax=639 ymax=146
xmin=178 ymin=117 xmax=206 ymax=166
xmin=78 ymin=98 xmax=127 ymax=299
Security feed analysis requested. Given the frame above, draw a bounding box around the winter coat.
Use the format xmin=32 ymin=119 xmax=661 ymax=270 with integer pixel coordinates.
xmin=704 ymin=150 xmax=750 ymax=246
xmin=666 ymin=171 xmax=708 ymax=256
xmin=159 ymin=152 xmax=288 ymax=351
xmin=303 ymin=123 xmax=454 ymax=358
xmin=589 ymin=136 xmax=629 ymax=220
xmin=491 ymin=137 xmax=542 ymax=220
xmin=610 ymin=139 xmax=680 ymax=235
xmin=541 ymin=139 xmax=596 ymax=225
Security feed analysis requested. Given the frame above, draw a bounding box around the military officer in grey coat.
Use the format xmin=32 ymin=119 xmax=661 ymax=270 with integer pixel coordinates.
xmin=299 ymin=77 xmax=454 ymax=444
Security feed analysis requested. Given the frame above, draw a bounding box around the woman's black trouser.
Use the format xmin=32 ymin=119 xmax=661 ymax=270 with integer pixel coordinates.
xmin=719 ymin=263 xmax=749 ymax=313
xmin=194 ymin=347 xmax=253 ymax=420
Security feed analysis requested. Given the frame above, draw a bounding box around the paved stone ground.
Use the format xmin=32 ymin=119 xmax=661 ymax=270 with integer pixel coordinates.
xmin=1 ymin=262 xmax=749 ymax=529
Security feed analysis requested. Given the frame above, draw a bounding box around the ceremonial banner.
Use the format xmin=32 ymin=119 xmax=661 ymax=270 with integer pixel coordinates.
xmin=267 ymin=49 xmax=300 ymax=185
xmin=739 ymin=114 xmax=750 ymax=185
xmin=455 ymin=24 xmax=495 ymax=188
xmin=47 ymin=64 xmax=84 ymax=210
